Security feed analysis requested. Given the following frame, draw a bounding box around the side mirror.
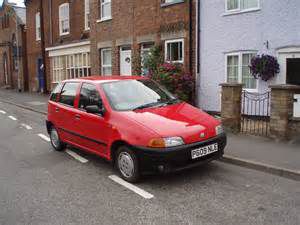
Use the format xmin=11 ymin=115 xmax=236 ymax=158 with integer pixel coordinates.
xmin=85 ymin=105 xmax=105 ymax=116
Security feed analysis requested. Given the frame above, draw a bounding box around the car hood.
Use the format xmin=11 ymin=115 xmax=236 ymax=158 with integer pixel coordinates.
xmin=120 ymin=102 xmax=219 ymax=144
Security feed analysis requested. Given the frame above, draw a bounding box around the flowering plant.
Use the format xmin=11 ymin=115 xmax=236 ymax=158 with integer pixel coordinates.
xmin=249 ymin=54 xmax=280 ymax=81
xmin=142 ymin=45 xmax=195 ymax=103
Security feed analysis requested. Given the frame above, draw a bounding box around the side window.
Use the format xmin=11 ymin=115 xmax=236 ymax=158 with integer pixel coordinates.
xmin=50 ymin=83 xmax=63 ymax=102
xmin=79 ymin=83 xmax=102 ymax=109
xmin=79 ymin=83 xmax=102 ymax=110
xmin=59 ymin=82 xmax=80 ymax=107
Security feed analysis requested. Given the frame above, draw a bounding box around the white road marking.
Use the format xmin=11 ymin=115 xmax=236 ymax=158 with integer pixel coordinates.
xmin=0 ymin=110 xmax=6 ymax=114
xmin=108 ymin=175 xmax=154 ymax=199
xmin=38 ymin=133 xmax=50 ymax=142
xmin=21 ymin=123 xmax=33 ymax=130
xmin=66 ymin=149 xmax=89 ymax=163
xmin=8 ymin=116 xmax=17 ymax=121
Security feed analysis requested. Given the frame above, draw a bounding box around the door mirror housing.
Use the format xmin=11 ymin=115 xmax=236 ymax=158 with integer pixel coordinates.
xmin=85 ymin=105 xmax=105 ymax=116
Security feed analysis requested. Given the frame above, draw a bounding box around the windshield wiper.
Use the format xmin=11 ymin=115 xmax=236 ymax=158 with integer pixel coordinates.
xmin=163 ymin=98 xmax=180 ymax=105
xmin=132 ymin=102 xmax=163 ymax=111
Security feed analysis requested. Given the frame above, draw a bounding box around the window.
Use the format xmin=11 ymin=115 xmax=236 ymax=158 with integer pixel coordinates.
xmin=141 ymin=43 xmax=154 ymax=75
xmin=100 ymin=48 xmax=112 ymax=76
xmin=52 ymin=56 xmax=65 ymax=83
xmin=79 ymin=83 xmax=102 ymax=110
xmin=226 ymin=52 xmax=257 ymax=90
xmin=35 ymin=12 xmax=41 ymax=40
xmin=85 ymin=0 xmax=90 ymax=30
xmin=226 ymin=0 xmax=259 ymax=12
xmin=59 ymin=82 xmax=80 ymax=107
xmin=2 ymin=14 xmax=9 ymax=28
xmin=99 ymin=0 xmax=111 ymax=21
xmin=59 ymin=3 xmax=70 ymax=35
xmin=161 ymin=0 xmax=184 ymax=6
xmin=165 ymin=39 xmax=184 ymax=63
xmin=50 ymin=83 xmax=63 ymax=102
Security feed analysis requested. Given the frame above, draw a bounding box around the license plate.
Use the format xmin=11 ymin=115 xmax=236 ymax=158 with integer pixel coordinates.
xmin=191 ymin=143 xmax=218 ymax=159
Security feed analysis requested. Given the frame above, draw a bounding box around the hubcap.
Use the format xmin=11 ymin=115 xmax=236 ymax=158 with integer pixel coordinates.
xmin=118 ymin=152 xmax=134 ymax=178
xmin=50 ymin=128 xmax=60 ymax=148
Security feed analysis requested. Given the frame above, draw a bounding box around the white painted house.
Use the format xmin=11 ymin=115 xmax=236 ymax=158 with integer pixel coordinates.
xmin=196 ymin=0 xmax=300 ymax=112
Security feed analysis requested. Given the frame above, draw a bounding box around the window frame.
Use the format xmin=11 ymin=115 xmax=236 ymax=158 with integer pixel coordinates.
xmin=225 ymin=0 xmax=260 ymax=14
xmin=100 ymin=48 xmax=112 ymax=76
xmin=59 ymin=3 xmax=70 ymax=36
xmin=85 ymin=0 xmax=90 ymax=30
xmin=35 ymin=12 xmax=41 ymax=41
xmin=225 ymin=51 xmax=258 ymax=92
xmin=165 ymin=39 xmax=184 ymax=64
xmin=99 ymin=0 xmax=112 ymax=22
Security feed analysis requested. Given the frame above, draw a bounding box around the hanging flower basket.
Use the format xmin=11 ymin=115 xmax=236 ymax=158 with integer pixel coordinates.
xmin=249 ymin=54 xmax=280 ymax=81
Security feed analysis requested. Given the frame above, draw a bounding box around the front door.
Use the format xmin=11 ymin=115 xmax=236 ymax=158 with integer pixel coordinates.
xmin=120 ymin=47 xmax=132 ymax=76
xmin=37 ymin=58 xmax=44 ymax=92
xmin=287 ymin=58 xmax=300 ymax=85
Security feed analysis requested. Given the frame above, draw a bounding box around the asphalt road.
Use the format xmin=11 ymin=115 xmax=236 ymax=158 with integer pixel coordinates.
xmin=0 ymin=101 xmax=299 ymax=225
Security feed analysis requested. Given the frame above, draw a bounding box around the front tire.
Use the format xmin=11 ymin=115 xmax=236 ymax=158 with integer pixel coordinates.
xmin=50 ymin=126 xmax=66 ymax=151
xmin=116 ymin=146 xmax=140 ymax=183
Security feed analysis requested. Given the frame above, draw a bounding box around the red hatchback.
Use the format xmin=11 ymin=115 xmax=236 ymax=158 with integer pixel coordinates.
xmin=47 ymin=76 xmax=226 ymax=182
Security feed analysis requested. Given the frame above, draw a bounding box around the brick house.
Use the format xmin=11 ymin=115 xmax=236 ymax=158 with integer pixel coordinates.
xmin=89 ymin=0 xmax=196 ymax=78
xmin=25 ymin=0 xmax=196 ymax=92
xmin=0 ymin=0 xmax=28 ymax=91
xmin=25 ymin=0 xmax=91 ymax=92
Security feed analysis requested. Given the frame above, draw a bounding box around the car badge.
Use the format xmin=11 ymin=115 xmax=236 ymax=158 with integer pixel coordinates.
xmin=200 ymin=132 xmax=205 ymax=138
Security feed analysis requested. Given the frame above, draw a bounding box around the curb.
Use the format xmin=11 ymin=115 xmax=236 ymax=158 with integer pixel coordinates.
xmin=0 ymin=98 xmax=47 ymax=115
xmin=220 ymin=155 xmax=300 ymax=181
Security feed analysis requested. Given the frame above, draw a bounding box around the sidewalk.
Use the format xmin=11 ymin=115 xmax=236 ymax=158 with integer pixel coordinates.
xmin=0 ymin=89 xmax=299 ymax=180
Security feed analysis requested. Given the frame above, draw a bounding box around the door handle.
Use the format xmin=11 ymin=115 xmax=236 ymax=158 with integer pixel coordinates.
xmin=55 ymin=107 xmax=59 ymax=112
xmin=75 ymin=114 xmax=81 ymax=120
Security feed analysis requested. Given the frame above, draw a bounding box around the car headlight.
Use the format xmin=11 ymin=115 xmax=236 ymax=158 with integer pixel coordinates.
xmin=215 ymin=125 xmax=224 ymax=135
xmin=148 ymin=137 xmax=185 ymax=148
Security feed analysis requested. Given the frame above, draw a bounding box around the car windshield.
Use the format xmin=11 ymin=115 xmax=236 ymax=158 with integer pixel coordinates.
xmin=101 ymin=79 xmax=178 ymax=111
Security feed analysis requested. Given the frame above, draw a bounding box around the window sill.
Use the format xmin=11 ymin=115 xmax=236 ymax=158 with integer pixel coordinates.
xmin=60 ymin=32 xmax=70 ymax=36
xmin=223 ymin=8 xmax=261 ymax=16
xmin=97 ymin=17 xmax=112 ymax=23
xmin=165 ymin=60 xmax=184 ymax=64
xmin=161 ymin=0 xmax=185 ymax=8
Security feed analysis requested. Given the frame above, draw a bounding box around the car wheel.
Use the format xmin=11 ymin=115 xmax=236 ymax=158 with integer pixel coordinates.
xmin=116 ymin=146 xmax=140 ymax=183
xmin=50 ymin=126 xmax=66 ymax=151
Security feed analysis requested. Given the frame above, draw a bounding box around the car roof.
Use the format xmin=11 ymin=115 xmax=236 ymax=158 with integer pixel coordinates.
xmin=63 ymin=75 xmax=149 ymax=84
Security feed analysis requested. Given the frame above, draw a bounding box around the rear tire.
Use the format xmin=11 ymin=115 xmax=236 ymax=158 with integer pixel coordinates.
xmin=49 ymin=126 xmax=66 ymax=151
xmin=116 ymin=146 xmax=140 ymax=183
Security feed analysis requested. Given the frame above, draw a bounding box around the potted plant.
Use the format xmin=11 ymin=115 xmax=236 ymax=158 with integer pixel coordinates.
xmin=249 ymin=54 xmax=280 ymax=81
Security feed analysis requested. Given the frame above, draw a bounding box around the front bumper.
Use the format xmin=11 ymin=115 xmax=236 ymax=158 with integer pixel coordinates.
xmin=133 ymin=133 xmax=227 ymax=173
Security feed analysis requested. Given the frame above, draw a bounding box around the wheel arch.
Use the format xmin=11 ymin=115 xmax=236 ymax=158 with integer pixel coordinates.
xmin=110 ymin=140 xmax=132 ymax=165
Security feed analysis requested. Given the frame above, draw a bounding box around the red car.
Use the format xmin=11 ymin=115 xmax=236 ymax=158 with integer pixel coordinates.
xmin=47 ymin=76 xmax=226 ymax=182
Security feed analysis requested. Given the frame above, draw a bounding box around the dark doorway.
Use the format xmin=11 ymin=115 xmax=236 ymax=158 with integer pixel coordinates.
xmin=286 ymin=58 xmax=300 ymax=85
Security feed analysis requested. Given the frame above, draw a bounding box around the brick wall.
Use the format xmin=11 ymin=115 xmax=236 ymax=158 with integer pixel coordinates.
xmin=26 ymin=0 xmax=89 ymax=92
xmin=0 ymin=3 xmax=26 ymax=90
xmin=90 ymin=0 xmax=195 ymax=76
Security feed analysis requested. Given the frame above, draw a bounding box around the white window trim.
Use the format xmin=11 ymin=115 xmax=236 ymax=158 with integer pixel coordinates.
xmin=224 ymin=0 xmax=260 ymax=15
xmin=101 ymin=48 xmax=112 ymax=76
xmin=165 ymin=39 xmax=184 ymax=64
xmin=84 ymin=0 xmax=90 ymax=30
xmin=225 ymin=51 xmax=258 ymax=92
xmin=100 ymin=0 xmax=112 ymax=21
xmin=59 ymin=3 xmax=70 ymax=36
xmin=35 ymin=12 xmax=41 ymax=41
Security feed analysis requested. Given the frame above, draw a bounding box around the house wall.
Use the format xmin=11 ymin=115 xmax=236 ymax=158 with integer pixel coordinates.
xmin=0 ymin=3 xmax=26 ymax=90
xmin=198 ymin=0 xmax=300 ymax=112
xmin=90 ymin=0 xmax=195 ymax=76
xmin=26 ymin=0 xmax=90 ymax=92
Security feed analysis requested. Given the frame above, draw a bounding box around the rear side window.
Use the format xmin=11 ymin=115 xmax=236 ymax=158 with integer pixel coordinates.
xmin=50 ymin=83 xmax=63 ymax=102
xmin=59 ymin=82 xmax=80 ymax=107
xmin=79 ymin=83 xmax=102 ymax=110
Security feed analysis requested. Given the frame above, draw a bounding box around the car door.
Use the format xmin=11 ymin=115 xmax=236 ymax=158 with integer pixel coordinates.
xmin=57 ymin=82 xmax=81 ymax=144
xmin=74 ymin=83 xmax=112 ymax=157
